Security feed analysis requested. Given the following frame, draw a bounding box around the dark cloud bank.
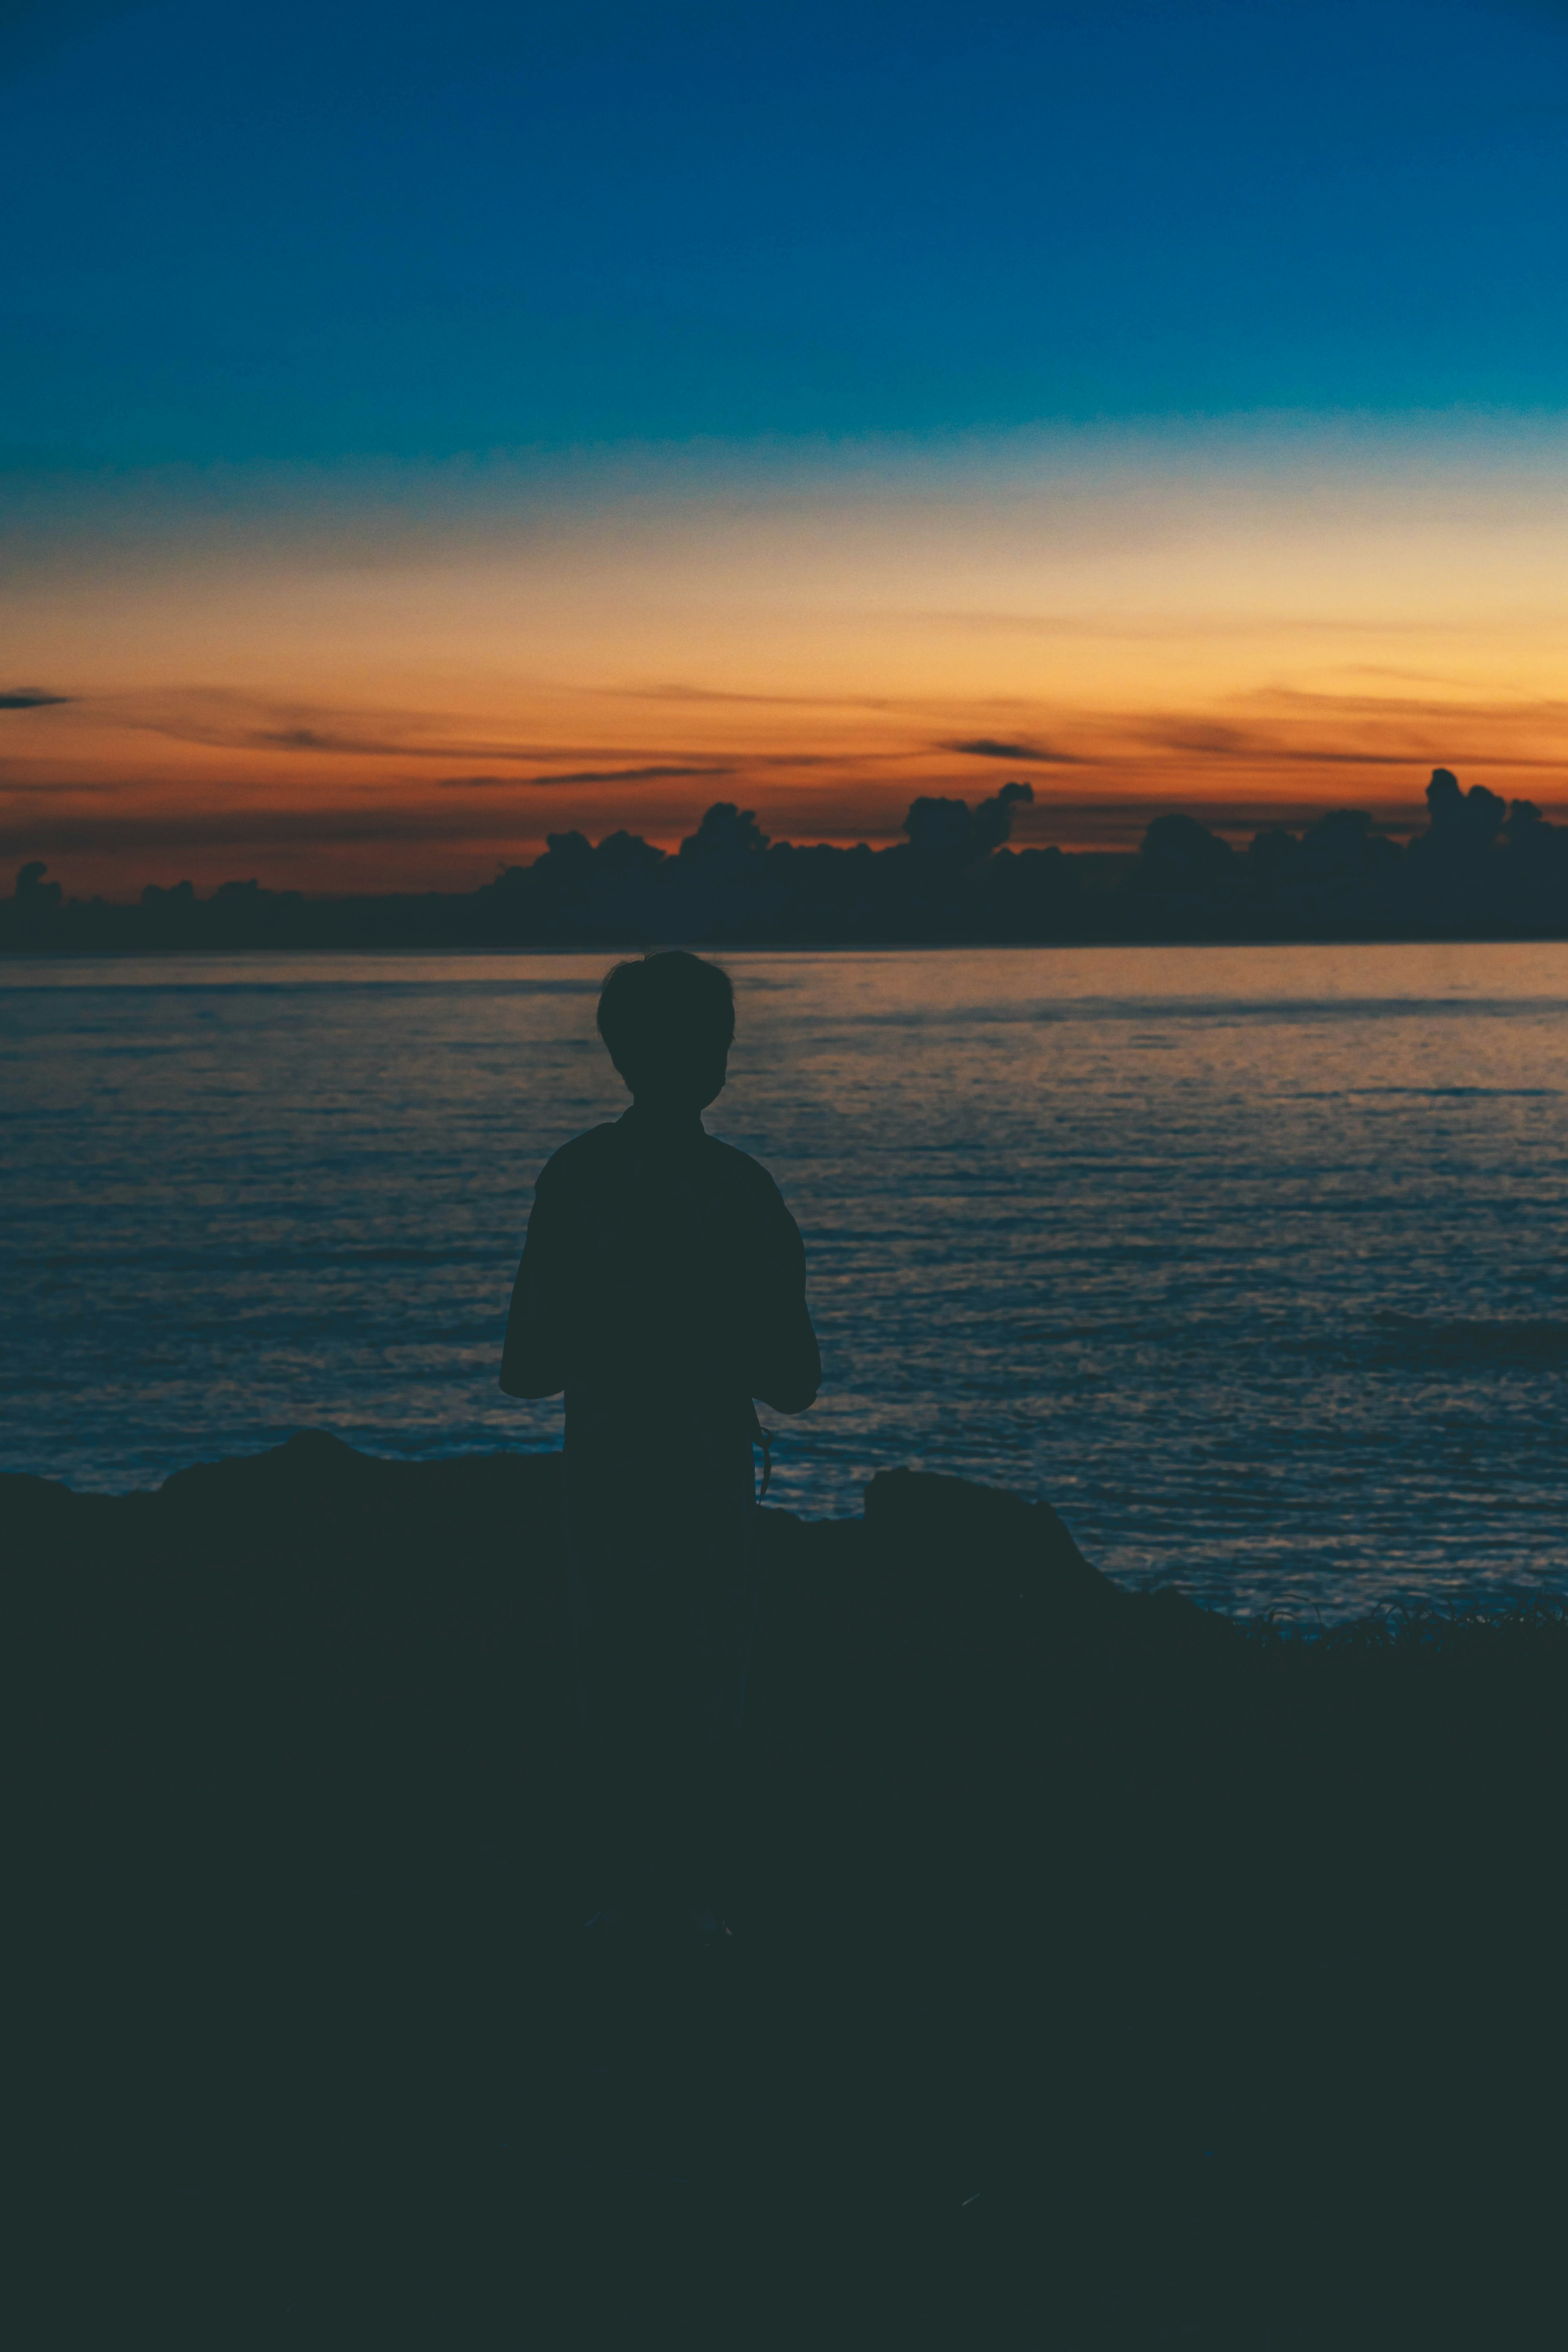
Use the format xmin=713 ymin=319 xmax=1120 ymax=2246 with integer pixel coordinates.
xmin=6 ymin=772 xmax=1568 ymax=950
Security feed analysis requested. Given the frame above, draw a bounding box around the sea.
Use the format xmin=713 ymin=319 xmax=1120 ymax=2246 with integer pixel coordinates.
xmin=5 ymin=941 xmax=1566 ymax=1618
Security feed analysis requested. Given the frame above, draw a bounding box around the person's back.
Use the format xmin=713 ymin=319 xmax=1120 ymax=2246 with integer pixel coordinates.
xmin=501 ymin=951 xmax=819 ymax=1931
xmin=501 ymin=1103 xmax=817 ymax=1460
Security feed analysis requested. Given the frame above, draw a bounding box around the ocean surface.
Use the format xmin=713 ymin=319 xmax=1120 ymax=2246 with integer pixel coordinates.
xmin=5 ymin=942 xmax=1566 ymax=1617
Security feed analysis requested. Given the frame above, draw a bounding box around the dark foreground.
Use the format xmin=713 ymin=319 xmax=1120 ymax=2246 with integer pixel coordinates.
xmin=10 ymin=1435 xmax=1568 ymax=2347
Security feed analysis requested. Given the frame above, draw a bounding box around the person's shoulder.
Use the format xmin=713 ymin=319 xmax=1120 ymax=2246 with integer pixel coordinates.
xmin=535 ymin=1122 xmax=624 ymax=1189
xmin=703 ymin=1133 xmax=789 ymax=1205
xmin=704 ymin=1131 xmax=771 ymax=1179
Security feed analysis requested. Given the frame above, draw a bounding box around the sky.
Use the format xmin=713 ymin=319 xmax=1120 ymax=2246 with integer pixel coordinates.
xmin=5 ymin=0 xmax=1568 ymax=894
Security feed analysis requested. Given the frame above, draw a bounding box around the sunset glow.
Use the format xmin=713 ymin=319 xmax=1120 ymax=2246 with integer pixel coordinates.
xmin=7 ymin=423 xmax=1568 ymax=895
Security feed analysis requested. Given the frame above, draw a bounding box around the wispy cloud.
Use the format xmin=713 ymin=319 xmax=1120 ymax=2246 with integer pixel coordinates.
xmin=942 ymin=737 xmax=1083 ymax=764
xmin=117 ymin=690 xmax=850 ymax=774
xmin=0 ymin=779 xmax=122 ymax=795
xmin=1123 ymin=687 xmax=1568 ymax=771
xmin=245 ymin=724 xmax=634 ymax=762
xmin=1134 ymin=721 xmax=1260 ymax=759
xmin=437 ymin=764 xmax=734 ymax=789
xmin=107 ymin=688 xmax=628 ymax=764
xmin=1135 ymin=731 xmax=1549 ymax=771
xmin=1255 ymin=684 xmax=1568 ymax=728
xmin=922 ymin=611 xmax=1485 ymax=643
xmin=610 ymin=681 xmax=902 ymax=712
xmin=0 ymin=687 xmax=70 ymax=709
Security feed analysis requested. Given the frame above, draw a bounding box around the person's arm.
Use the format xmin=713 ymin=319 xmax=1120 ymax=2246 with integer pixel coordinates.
xmin=747 ymin=1183 xmax=821 ymax=1414
xmin=499 ymin=1166 xmax=571 ymax=1399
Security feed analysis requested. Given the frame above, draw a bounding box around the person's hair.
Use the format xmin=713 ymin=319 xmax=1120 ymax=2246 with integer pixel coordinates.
xmin=596 ymin=951 xmax=735 ymax=1098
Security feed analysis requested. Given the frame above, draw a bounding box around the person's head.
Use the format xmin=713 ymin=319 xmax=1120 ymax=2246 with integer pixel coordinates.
xmin=597 ymin=951 xmax=735 ymax=1110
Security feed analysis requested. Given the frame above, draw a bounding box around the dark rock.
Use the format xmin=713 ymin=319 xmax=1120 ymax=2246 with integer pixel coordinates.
xmin=862 ymin=1465 xmax=1120 ymax=1625
xmin=9 ymin=1434 xmax=1568 ymax=2342
xmin=153 ymin=1424 xmax=564 ymax=1550
xmin=1122 ymin=1579 xmax=1241 ymax=1648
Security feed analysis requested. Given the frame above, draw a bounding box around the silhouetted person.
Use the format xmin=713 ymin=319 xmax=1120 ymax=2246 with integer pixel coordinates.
xmin=501 ymin=951 xmax=820 ymax=1935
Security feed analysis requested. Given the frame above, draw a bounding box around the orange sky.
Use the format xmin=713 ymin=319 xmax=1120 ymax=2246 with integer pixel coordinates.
xmin=6 ymin=421 xmax=1568 ymax=896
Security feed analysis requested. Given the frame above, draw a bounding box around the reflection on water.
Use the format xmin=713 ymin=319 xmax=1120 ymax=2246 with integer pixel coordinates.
xmin=5 ymin=941 xmax=1567 ymax=1617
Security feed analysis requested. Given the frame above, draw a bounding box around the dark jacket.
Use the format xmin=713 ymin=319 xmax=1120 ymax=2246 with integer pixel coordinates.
xmin=501 ymin=1104 xmax=820 ymax=1459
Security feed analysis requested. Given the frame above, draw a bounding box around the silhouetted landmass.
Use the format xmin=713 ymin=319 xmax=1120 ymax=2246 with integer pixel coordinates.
xmin=8 ymin=767 xmax=1568 ymax=952
xmin=11 ymin=1431 xmax=1568 ymax=2340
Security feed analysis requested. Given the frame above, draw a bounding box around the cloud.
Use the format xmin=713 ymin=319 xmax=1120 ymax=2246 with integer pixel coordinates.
xmin=1273 ymin=748 xmax=1469 ymax=767
xmin=942 ymin=737 xmax=1083 ymax=764
xmin=610 ymin=681 xmax=902 ymax=712
xmin=248 ymin=725 xmax=670 ymax=762
xmin=254 ymin=728 xmax=399 ymax=753
xmin=1134 ymin=720 xmax=1258 ymax=758
xmin=1131 ymin=690 xmax=1568 ymax=769
xmin=1256 ymin=683 xmax=1568 ymax=731
xmin=0 ymin=779 xmax=121 ymax=795
xmin=923 ymin=610 xmax=1483 ymax=643
xmin=437 ymin=764 xmax=734 ymax=788
xmin=208 ymin=722 xmax=607 ymax=761
xmin=1336 ymin=666 xmax=1471 ymax=687
xmin=0 ymin=687 xmax=70 ymax=709
xmin=119 ymin=689 xmax=843 ymax=767
xmin=107 ymin=688 xmax=633 ymax=764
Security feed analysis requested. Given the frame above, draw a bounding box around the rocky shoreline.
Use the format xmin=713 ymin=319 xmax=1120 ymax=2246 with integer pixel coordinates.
xmin=12 ymin=1432 xmax=1568 ymax=2345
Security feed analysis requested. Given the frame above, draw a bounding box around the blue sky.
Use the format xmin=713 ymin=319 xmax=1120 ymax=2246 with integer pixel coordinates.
xmin=7 ymin=0 xmax=1568 ymax=467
